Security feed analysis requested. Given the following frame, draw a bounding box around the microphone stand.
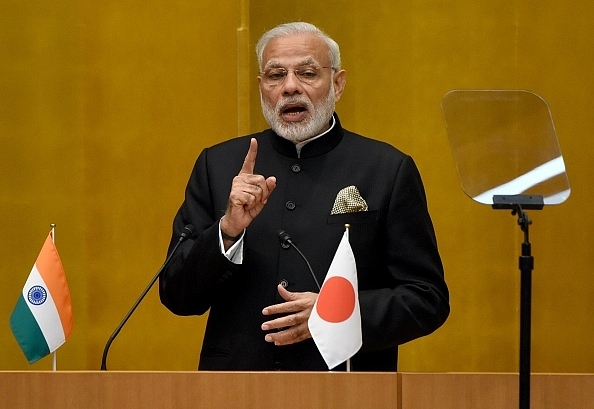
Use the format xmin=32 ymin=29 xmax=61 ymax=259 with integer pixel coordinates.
xmin=100 ymin=225 xmax=193 ymax=370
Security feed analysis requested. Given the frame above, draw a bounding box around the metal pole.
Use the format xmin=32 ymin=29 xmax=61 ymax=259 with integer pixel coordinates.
xmin=517 ymin=209 xmax=533 ymax=409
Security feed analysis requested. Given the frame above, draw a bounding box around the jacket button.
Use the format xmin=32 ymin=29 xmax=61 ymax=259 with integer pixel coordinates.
xmin=291 ymin=164 xmax=301 ymax=173
xmin=279 ymin=279 xmax=289 ymax=288
xmin=285 ymin=201 xmax=296 ymax=210
xmin=273 ymin=361 xmax=282 ymax=371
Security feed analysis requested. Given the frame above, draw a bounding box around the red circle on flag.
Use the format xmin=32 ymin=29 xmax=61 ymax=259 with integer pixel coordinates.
xmin=316 ymin=276 xmax=356 ymax=323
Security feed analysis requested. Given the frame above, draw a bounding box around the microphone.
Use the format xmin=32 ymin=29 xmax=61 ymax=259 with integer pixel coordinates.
xmin=277 ymin=230 xmax=321 ymax=291
xmin=100 ymin=224 xmax=194 ymax=370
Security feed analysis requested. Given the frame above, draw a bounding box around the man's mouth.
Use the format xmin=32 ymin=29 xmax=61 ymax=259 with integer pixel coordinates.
xmin=280 ymin=103 xmax=308 ymax=122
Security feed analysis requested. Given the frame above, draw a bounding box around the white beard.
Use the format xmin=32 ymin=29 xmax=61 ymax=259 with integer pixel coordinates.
xmin=260 ymin=84 xmax=336 ymax=143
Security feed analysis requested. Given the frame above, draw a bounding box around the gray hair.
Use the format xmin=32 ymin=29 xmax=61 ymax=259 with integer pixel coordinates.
xmin=256 ymin=22 xmax=341 ymax=71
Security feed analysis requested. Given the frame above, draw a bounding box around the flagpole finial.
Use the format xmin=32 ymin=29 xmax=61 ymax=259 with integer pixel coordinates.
xmin=344 ymin=224 xmax=351 ymax=230
xmin=50 ymin=223 xmax=56 ymax=228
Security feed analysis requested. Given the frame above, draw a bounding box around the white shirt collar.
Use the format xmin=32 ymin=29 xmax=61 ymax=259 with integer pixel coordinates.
xmin=295 ymin=116 xmax=336 ymax=158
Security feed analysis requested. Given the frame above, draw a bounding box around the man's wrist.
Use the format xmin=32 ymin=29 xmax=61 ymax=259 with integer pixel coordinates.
xmin=220 ymin=216 xmax=243 ymax=242
xmin=221 ymin=230 xmax=242 ymax=242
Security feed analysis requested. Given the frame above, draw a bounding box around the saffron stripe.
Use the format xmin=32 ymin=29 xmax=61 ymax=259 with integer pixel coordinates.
xmin=35 ymin=233 xmax=73 ymax=338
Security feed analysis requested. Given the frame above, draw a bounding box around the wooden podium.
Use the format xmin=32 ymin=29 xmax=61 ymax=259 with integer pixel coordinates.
xmin=1 ymin=371 xmax=592 ymax=408
xmin=400 ymin=373 xmax=594 ymax=409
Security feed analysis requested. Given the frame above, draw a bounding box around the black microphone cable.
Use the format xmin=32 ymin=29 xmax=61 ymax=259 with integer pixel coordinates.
xmin=277 ymin=230 xmax=321 ymax=291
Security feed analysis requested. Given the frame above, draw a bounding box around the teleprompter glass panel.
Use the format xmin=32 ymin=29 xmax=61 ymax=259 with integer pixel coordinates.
xmin=441 ymin=90 xmax=570 ymax=205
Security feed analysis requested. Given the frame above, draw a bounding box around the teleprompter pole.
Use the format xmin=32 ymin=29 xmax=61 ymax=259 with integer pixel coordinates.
xmin=493 ymin=195 xmax=543 ymax=409
xmin=516 ymin=206 xmax=533 ymax=409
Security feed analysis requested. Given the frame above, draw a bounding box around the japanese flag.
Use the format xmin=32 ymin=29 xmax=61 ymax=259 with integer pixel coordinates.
xmin=309 ymin=227 xmax=362 ymax=370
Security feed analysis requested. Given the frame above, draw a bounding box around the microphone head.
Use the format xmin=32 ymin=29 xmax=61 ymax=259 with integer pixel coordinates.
xmin=277 ymin=229 xmax=289 ymax=241
xmin=277 ymin=230 xmax=291 ymax=248
xmin=181 ymin=224 xmax=194 ymax=240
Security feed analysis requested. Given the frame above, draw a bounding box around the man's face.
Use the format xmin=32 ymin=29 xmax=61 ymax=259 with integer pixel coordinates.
xmin=258 ymin=33 xmax=346 ymax=143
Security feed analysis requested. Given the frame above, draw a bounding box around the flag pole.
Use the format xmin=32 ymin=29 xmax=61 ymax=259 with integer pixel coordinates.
xmin=345 ymin=224 xmax=352 ymax=373
xmin=50 ymin=223 xmax=57 ymax=372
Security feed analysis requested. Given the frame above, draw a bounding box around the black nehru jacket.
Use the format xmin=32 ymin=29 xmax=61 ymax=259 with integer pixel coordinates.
xmin=159 ymin=114 xmax=450 ymax=371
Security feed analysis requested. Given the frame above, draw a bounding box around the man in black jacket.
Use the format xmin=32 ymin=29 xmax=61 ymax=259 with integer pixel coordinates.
xmin=159 ymin=21 xmax=449 ymax=371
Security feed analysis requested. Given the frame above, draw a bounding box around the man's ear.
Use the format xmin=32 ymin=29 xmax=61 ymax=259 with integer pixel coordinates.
xmin=333 ymin=69 xmax=347 ymax=102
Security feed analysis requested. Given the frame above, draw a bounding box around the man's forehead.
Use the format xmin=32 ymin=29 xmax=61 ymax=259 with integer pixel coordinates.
xmin=261 ymin=34 xmax=330 ymax=66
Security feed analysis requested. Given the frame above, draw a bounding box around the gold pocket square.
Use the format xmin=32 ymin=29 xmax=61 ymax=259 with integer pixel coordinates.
xmin=331 ymin=185 xmax=368 ymax=214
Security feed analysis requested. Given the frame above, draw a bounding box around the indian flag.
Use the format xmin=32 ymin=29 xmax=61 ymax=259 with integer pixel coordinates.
xmin=9 ymin=232 xmax=73 ymax=364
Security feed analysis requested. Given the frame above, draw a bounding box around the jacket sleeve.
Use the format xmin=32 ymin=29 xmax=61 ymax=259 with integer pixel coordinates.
xmin=159 ymin=149 xmax=240 ymax=316
xmin=358 ymin=155 xmax=450 ymax=351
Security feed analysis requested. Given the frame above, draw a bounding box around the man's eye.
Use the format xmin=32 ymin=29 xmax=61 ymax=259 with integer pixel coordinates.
xmin=267 ymin=70 xmax=286 ymax=80
xmin=298 ymin=70 xmax=317 ymax=79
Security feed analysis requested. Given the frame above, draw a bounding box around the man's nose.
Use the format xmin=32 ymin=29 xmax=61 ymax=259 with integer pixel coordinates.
xmin=282 ymin=70 xmax=303 ymax=95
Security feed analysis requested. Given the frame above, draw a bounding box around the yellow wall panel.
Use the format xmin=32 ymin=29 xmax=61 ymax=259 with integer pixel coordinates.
xmin=1 ymin=0 xmax=240 ymax=370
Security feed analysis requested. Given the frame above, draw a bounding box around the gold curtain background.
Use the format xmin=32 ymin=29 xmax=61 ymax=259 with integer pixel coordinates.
xmin=1 ymin=0 xmax=593 ymax=372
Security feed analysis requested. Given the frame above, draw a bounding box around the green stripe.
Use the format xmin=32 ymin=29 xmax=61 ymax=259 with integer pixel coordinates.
xmin=9 ymin=295 xmax=50 ymax=364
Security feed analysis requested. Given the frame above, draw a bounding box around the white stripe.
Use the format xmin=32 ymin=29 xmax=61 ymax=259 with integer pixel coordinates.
xmin=473 ymin=156 xmax=567 ymax=204
xmin=21 ymin=264 xmax=66 ymax=352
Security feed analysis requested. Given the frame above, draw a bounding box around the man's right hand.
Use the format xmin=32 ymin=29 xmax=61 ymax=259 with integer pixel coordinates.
xmin=221 ymin=138 xmax=277 ymax=240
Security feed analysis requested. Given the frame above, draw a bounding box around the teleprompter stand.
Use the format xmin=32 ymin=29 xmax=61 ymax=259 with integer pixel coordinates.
xmin=493 ymin=194 xmax=544 ymax=409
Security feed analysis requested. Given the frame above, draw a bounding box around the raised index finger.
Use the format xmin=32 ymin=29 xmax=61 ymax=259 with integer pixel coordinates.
xmin=240 ymin=138 xmax=258 ymax=174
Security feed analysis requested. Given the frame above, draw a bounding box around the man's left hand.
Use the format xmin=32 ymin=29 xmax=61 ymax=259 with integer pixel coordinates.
xmin=261 ymin=285 xmax=318 ymax=346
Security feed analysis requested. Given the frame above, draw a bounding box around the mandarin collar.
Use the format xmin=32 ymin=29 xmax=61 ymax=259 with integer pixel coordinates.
xmin=268 ymin=113 xmax=344 ymax=159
